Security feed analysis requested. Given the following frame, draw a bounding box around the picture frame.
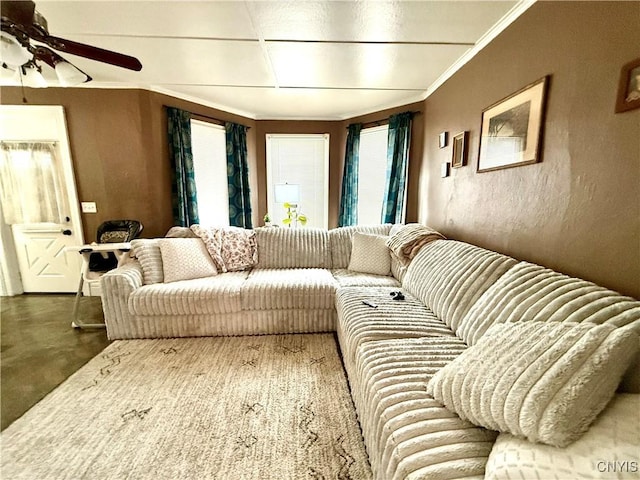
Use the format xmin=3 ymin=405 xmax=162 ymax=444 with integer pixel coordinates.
xmin=477 ymin=76 xmax=549 ymax=173
xmin=615 ymin=57 xmax=640 ymax=113
xmin=440 ymin=162 xmax=450 ymax=178
xmin=438 ymin=131 xmax=448 ymax=149
xmin=451 ymin=131 xmax=468 ymax=168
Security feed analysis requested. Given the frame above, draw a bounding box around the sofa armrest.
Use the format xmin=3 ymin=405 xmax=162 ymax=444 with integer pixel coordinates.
xmin=100 ymin=261 xmax=143 ymax=339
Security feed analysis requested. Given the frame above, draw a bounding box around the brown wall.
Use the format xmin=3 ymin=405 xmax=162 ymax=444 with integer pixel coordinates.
xmin=418 ymin=1 xmax=640 ymax=298
xmin=339 ymin=101 xmax=425 ymax=224
xmin=0 ymin=88 xmax=256 ymax=239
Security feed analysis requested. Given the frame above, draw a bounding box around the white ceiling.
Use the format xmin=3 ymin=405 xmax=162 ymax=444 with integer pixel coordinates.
xmin=11 ymin=1 xmax=531 ymax=120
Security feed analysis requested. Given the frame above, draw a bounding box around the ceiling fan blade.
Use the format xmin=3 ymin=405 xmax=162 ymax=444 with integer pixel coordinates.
xmin=43 ymin=35 xmax=142 ymax=71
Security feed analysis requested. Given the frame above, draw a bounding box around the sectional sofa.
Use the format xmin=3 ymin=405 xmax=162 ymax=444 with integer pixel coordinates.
xmin=100 ymin=224 xmax=640 ymax=480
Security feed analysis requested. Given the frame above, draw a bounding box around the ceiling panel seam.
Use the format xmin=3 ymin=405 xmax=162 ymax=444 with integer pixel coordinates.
xmin=243 ymin=1 xmax=279 ymax=89
xmin=264 ymin=40 xmax=475 ymax=46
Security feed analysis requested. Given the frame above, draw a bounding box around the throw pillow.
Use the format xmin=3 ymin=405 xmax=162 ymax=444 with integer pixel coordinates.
xmin=427 ymin=322 xmax=638 ymax=447
xmin=158 ymin=238 xmax=218 ymax=283
xmin=131 ymin=239 xmax=163 ymax=284
xmin=348 ymin=232 xmax=391 ymax=276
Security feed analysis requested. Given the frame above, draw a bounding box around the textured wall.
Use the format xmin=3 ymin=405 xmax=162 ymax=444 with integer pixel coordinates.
xmin=418 ymin=1 xmax=640 ymax=298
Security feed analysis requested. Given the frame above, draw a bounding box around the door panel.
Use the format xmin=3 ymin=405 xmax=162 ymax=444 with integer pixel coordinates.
xmin=12 ymin=224 xmax=81 ymax=292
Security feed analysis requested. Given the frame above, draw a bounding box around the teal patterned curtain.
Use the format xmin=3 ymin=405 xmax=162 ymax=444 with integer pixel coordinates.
xmin=338 ymin=123 xmax=362 ymax=226
xmin=167 ymin=107 xmax=199 ymax=226
xmin=381 ymin=112 xmax=413 ymax=224
xmin=225 ymin=122 xmax=253 ymax=228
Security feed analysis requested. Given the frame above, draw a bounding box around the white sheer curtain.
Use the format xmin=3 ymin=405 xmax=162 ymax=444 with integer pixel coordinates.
xmin=0 ymin=141 xmax=68 ymax=224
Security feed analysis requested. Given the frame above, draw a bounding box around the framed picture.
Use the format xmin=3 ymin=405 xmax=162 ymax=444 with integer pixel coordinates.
xmin=615 ymin=57 xmax=640 ymax=113
xmin=477 ymin=76 xmax=549 ymax=173
xmin=438 ymin=131 xmax=448 ymax=149
xmin=451 ymin=131 xmax=468 ymax=168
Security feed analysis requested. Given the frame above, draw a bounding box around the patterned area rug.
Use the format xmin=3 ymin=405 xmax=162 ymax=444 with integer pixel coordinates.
xmin=1 ymin=334 xmax=372 ymax=479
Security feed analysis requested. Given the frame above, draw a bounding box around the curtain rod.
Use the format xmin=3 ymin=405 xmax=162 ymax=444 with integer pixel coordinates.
xmin=348 ymin=110 xmax=422 ymax=130
xmin=191 ymin=112 xmax=251 ymax=130
xmin=164 ymin=106 xmax=251 ymax=130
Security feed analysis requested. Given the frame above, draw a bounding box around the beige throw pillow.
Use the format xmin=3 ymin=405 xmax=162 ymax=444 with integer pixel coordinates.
xmin=158 ymin=238 xmax=217 ymax=283
xmin=348 ymin=232 xmax=391 ymax=276
xmin=427 ymin=322 xmax=638 ymax=447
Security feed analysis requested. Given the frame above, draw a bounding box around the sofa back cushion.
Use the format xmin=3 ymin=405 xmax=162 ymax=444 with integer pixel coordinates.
xmin=328 ymin=224 xmax=393 ymax=269
xmin=458 ymin=261 xmax=640 ymax=392
xmin=403 ymin=240 xmax=517 ymax=334
xmin=254 ymin=227 xmax=330 ymax=269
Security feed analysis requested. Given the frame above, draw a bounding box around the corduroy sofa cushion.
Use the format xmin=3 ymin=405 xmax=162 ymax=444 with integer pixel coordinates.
xmin=351 ymin=337 xmax=498 ymax=480
xmin=331 ymin=269 xmax=400 ymax=288
xmin=457 ymin=261 xmax=640 ymax=392
xmin=128 ymin=271 xmax=249 ymax=316
xmin=241 ymin=268 xmax=337 ymax=310
xmin=254 ymin=227 xmax=331 ymax=269
xmin=402 ymin=240 xmax=517 ymax=334
xmin=336 ymin=286 xmax=455 ymax=367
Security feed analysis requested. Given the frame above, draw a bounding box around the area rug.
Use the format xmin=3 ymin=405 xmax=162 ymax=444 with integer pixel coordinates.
xmin=1 ymin=334 xmax=372 ymax=479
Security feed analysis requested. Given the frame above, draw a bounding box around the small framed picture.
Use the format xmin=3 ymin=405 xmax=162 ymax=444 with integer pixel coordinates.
xmin=615 ymin=57 xmax=640 ymax=113
xmin=451 ymin=131 xmax=468 ymax=168
xmin=440 ymin=162 xmax=450 ymax=178
xmin=438 ymin=131 xmax=448 ymax=149
xmin=477 ymin=76 xmax=549 ymax=173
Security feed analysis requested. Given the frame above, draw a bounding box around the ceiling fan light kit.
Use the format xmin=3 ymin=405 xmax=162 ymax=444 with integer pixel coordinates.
xmin=0 ymin=30 xmax=31 ymax=66
xmin=54 ymin=60 xmax=88 ymax=87
xmin=1 ymin=0 xmax=142 ymax=89
xmin=15 ymin=62 xmax=46 ymax=88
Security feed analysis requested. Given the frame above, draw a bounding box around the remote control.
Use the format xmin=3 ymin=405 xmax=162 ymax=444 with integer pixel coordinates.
xmin=362 ymin=300 xmax=378 ymax=308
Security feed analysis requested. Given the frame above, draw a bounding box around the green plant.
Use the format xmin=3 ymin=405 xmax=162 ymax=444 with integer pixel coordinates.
xmin=263 ymin=212 xmax=271 ymax=224
xmin=282 ymin=203 xmax=308 ymax=227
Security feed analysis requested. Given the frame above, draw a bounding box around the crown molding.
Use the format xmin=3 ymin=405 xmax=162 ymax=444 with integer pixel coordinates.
xmin=422 ymin=0 xmax=536 ymax=100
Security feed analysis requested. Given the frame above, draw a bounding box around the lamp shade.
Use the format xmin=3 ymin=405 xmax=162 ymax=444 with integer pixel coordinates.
xmin=0 ymin=31 xmax=31 ymax=67
xmin=55 ymin=61 xmax=89 ymax=86
xmin=274 ymin=183 xmax=300 ymax=203
xmin=15 ymin=65 xmax=47 ymax=88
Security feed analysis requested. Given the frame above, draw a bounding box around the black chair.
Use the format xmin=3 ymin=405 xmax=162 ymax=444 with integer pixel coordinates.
xmin=88 ymin=220 xmax=143 ymax=272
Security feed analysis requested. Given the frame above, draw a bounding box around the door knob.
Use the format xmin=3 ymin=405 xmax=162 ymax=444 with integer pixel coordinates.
xmin=62 ymin=229 xmax=72 ymax=236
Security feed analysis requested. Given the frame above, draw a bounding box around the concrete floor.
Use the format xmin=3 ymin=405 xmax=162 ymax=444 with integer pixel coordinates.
xmin=0 ymin=294 xmax=110 ymax=431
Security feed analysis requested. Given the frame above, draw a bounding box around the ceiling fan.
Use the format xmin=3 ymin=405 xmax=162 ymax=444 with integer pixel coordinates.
xmin=1 ymin=0 xmax=142 ymax=87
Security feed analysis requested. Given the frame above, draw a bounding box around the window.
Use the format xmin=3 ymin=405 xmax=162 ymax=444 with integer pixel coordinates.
xmin=357 ymin=125 xmax=389 ymax=225
xmin=190 ymin=120 xmax=228 ymax=226
xmin=266 ymin=134 xmax=329 ymax=229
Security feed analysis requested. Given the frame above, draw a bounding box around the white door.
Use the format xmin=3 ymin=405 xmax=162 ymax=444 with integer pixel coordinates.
xmin=0 ymin=106 xmax=84 ymax=293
